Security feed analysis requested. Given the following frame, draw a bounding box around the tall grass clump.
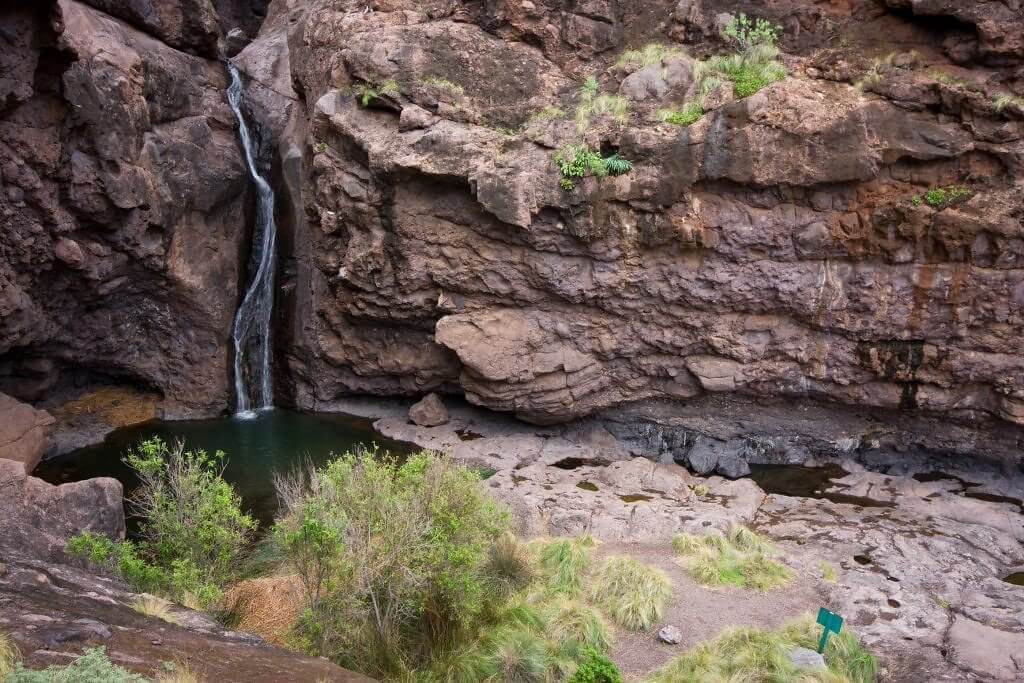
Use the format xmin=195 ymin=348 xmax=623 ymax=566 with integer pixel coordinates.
xmin=6 ymin=647 xmax=149 ymax=683
xmin=696 ymin=13 xmax=787 ymax=99
xmin=673 ymin=526 xmax=790 ymax=591
xmin=589 ymin=556 xmax=671 ymax=632
xmin=533 ymin=537 xmax=593 ymax=597
xmin=647 ymin=616 xmax=878 ymax=683
xmin=575 ymin=76 xmax=629 ymax=132
xmin=0 ymin=633 xmax=17 ymax=680
xmin=67 ymin=438 xmax=256 ymax=609
xmin=616 ymin=43 xmax=685 ymax=71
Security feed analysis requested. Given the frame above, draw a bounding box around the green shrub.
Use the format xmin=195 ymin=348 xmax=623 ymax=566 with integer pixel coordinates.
xmin=568 ymin=647 xmax=622 ymax=683
xmin=647 ymin=617 xmax=878 ymax=683
xmin=695 ymin=13 xmax=787 ymax=100
xmin=68 ymin=438 xmax=255 ymax=609
xmin=351 ymin=79 xmax=400 ymax=106
xmin=673 ymin=527 xmax=790 ymax=591
xmin=275 ymin=449 xmax=510 ymax=678
xmin=589 ymin=556 xmax=671 ymax=632
xmin=912 ymin=185 xmax=972 ymax=209
xmin=553 ymin=145 xmax=633 ymax=190
xmin=656 ymin=101 xmax=703 ymax=126
xmin=6 ymin=647 xmax=148 ymax=683
xmin=616 ymin=43 xmax=685 ymax=70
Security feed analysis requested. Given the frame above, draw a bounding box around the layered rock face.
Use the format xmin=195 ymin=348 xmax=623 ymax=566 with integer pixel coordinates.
xmin=0 ymin=0 xmax=262 ymax=418
xmin=246 ymin=0 xmax=1024 ymax=461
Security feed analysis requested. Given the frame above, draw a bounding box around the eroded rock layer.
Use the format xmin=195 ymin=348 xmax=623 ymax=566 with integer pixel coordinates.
xmin=238 ymin=0 xmax=1024 ymax=462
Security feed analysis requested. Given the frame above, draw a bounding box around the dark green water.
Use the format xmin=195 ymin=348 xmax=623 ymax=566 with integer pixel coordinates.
xmin=35 ymin=409 xmax=415 ymax=527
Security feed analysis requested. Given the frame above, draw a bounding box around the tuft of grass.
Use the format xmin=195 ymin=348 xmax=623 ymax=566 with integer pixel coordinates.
xmin=616 ymin=43 xmax=685 ymax=70
xmin=673 ymin=527 xmax=791 ymax=591
xmin=691 ymin=483 xmax=710 ymax=497
xmin=648 ymin=616 xmax=878 ymax=683
xmin=131 ymin=594 xmax=179 ymax=625
xmin=929 ymin=69 xmax=968 ymax=88
xmin=656 ymin=100 xmax=703 ymax=126
xmin=6 ymin=647 xmax=149 ymax=682
xmin=157 ymin=661 xmax=204 ymax=683
xmin=0 ymin=633 xmax=18 ymax=680
xmin=575 ymin=77 xmax=629 ymax=132
xmin=911 ymin=185 xmax=972 ymax=209
xmin=541 ymin=600 xmax=614 ymax=657
xmin=487 ymin=532 xmax=538 ymax=593
xmin=820 ymin=561 xmax=838 ymax=583
xmin=589 ymin=556 xmax=672 ymax=632
xmin=420 ymin=75 xmax=464 ymax=96
xmin=854 ymin=53 xmax=897 ymax=91
xmin=527 ymin=106 xmax=567 ymax=125
xmin=993 ymin=94 xmax=1024 ymax=112
xmin=534 ymin=537 xmax=592 ymax=597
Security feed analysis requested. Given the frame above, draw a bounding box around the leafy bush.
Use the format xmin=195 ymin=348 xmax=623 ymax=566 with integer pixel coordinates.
xmin=647 ymin=617 xmax=878 ymax=683
xmin=351 ymin=79 xmax=400 ymax=106
xmin=6 ymin=647 xmax=148 ymax=683
xmin=553 ymin=145 xmax=633 ymax=190
xmin=68 ymin=438 xmax=255 ymax=608
xmin=673 ymin=526 xmax=790 ymax=591
xmin=911 ymin=185 xmax=972 ymax=209
xmin=568 ymin=647 xmax=622 ymax=683
xmin=656 ymin=101 xmax=703 ymax=126
xmin=275 ymin=449 xmax=510 ymax=677
xmin=695 ymin=13 xmax=786 ymax=99
xmin=589 ymin=556 xmax=671 ymax=632
xmin=616 ymin=43 xmax=685 ymax=70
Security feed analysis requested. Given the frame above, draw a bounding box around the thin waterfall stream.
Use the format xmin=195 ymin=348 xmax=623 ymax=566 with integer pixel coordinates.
xmin=226 ymin=63 xmax=276 ymax=417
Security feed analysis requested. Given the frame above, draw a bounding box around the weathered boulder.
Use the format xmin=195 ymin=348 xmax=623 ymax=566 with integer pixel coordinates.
xmin=409 ymin=392 xmax=449 ymax=427
xmin=0 ymin=392 xmax=54 ymax=472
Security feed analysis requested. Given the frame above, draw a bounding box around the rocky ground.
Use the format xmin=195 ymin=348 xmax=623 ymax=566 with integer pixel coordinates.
xmin=335 ymin=395 xmax=1024 ymax=682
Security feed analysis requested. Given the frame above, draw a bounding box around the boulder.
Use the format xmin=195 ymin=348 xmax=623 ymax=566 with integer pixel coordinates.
xmin=685 ymin=436 xmax=722 ymax=475
xmin=715 ymin=449 xmax=751 ymax=479
xmin=409 ymin=393 xmax=450 ymax=427
xmin=658 ymin=625 xmax=683 ymax=644
xmin=789 ymin=647 xmax=826 ymax=671
xmin=0 ymin=392 xmax=54 ymax=473
xmin=619 ymin=64 xmax=669 ymax=101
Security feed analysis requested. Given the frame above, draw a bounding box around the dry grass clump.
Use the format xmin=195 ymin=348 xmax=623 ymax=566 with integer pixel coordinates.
xmin=0 ymin=633 xmax=18 ymax=680
xmin=589 ymin=556 xmax=672 ymax=632
xmin=673 ymin=526 xmax=790 ymax=591
xmin=647 ymin=616 xmax=878 ymax=683
xmin=222 ymin=575 xmax=305 ymax=645
xmin=487 ymin=532 xmax=538 ymax=592
xmin=540 ymin=599 xmax=614 ymax=656
xmin=156 ymin=661 xmax=205 ymax=683
xmin=131 ymin=594 xmax=179 ymax=625
xmin=617 ymin=43 xmax=685 ymax=70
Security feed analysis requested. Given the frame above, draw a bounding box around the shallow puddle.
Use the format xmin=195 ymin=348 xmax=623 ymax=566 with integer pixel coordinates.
xmin=749 ymin=464 xmax=894 ymax=508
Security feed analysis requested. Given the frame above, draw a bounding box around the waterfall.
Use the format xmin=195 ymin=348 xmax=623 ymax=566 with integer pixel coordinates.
xmin=226 ymin=63 xmax=276 ymax=417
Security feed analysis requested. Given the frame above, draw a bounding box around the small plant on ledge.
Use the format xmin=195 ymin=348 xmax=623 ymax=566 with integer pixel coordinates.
xmin=350 ymin=78 xmax=400 ymax=106
xmin=553 ymin=144 xmax=633 ymax=190
xmin=910 ymin=185 xmax=973 ymax=209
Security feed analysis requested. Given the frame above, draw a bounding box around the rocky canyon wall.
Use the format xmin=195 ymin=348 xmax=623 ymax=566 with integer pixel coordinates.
xmin=0 ymin=0 xmax=270 ymax=421
xmin=234 ymin=0 xmax=1024 ymax=463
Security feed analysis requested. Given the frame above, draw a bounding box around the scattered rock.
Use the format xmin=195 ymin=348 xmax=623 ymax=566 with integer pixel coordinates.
xmin=620 ymin=64 xmax=669 ymax=101
xmin=789 ymin=647 xmax=826 ymax=671
xmin=658 ymin=625 xmax=683 ymax=644
xmin=685 ymin=437 xmax=722 ymax=475
xmin=409 ymin=393 xmax=449 ymax=427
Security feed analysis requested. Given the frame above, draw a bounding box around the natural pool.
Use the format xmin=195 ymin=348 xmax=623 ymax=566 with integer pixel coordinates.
xmin=35 ymin=409 xmax=415 ymax=527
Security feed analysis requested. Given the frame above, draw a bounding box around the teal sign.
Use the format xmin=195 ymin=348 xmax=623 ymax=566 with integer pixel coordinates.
xmin=816 ymin=607 xmax=844 ymax=653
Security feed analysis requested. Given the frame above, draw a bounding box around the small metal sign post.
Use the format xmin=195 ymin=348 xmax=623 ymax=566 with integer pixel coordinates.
xmin=816 ymin=607 xmax=844 ymax=654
